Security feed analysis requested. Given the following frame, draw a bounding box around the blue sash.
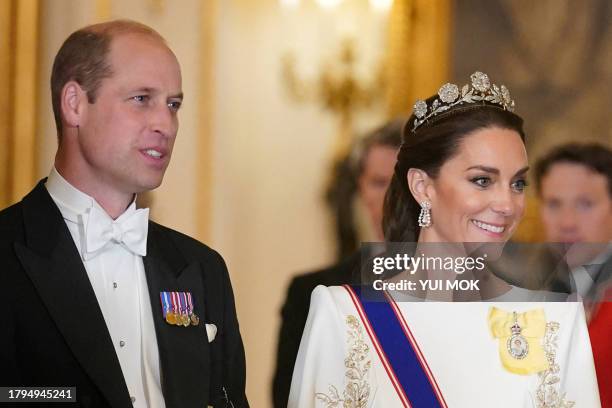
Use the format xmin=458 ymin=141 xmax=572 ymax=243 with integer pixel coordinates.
xmin=346 ymin=285 xmax=446 ymax=408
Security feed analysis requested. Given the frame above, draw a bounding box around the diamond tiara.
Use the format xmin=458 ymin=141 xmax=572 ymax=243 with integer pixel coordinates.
xmin=411 ymin=71 xmax=516 ymax=132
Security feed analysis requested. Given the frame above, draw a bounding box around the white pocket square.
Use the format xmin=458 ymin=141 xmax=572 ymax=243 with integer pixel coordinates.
xmin=205 ymin=323 xmax=217 ymax=343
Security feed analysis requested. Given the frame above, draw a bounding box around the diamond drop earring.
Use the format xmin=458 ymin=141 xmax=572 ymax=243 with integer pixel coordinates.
xmin=418 ymin=201 xmax=432 ymax=228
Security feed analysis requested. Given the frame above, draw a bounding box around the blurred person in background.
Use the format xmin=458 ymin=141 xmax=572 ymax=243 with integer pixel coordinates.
xmin=536 ymin=143 xmax=612 ymax=295
xmin=535 ymin=142 xmax=612 ymax=407
xmin=271 ymin=120 xmax=402 ymax=407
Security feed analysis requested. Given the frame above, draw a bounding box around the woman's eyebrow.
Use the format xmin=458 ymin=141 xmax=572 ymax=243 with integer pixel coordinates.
xmin=514 ymin=166 xmax=530 ymax=177
xmin=465 ymin=165 xmax=499 ymax=174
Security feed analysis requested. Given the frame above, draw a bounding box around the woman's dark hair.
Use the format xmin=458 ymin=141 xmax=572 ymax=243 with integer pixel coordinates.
xmin=382 ymin=99 xmax=526 ymax=242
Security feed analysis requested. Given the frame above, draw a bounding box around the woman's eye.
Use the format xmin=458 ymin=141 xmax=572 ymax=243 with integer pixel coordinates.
xmin=511 ymin=179 xmax=528 ymax=192
xmin=471 ymin=177 xmax=491 ymax=187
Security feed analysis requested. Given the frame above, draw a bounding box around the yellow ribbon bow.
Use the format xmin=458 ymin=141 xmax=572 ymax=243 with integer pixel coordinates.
xmin=487 ymin=307 xmax=549 ymax=375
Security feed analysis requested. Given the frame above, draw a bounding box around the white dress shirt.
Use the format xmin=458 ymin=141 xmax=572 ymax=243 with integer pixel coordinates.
xmin=46 ymin=168 xmax=165 ymax=408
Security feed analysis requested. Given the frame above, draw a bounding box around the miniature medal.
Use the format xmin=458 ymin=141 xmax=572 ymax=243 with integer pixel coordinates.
xmin=172 ymin=292 xmax=183 ymax=326
xmin=186 ymin=292 xmax=200 ymax=326
xmin=507 ymin=311 xmax=529 ymax=359
xmin=166 ymin=310 xmax=178 ymax=325
xmin=161 ymin=292 xmax=177 ymax=325
xmin=178 ymin=293 xmax=189 ymax=327
xmin=175 ymin=309 xmax=185 ymax=326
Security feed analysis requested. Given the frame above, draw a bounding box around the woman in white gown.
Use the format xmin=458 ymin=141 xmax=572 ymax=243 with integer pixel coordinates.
xmin=288 ymin=72 xmax=601 ymax=407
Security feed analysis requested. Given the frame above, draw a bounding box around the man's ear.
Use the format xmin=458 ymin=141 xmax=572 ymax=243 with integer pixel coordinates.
xmin=407 ymin=168 xmax=433 ymax=204
xmin=60 ymin=81 xmax=87 ymax=129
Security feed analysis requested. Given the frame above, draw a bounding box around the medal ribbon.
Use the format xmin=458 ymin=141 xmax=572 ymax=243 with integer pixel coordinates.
xmin=186 ymin=292 xmax=193 ymax=315
xmin=171 ymin=292 xmax=179 ymax=316
xmin=177 ymin=292 xmax=184 ymax=316
xmin=160 ymin=292 xmax=171 ymax=318
xmin=345 ymin=285 xmax=447 ymax=408
xmin=182 ymin=292 xmax=189 ymax=317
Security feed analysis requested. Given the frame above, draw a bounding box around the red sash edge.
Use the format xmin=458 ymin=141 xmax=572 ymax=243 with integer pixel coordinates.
xmin=343 ymin=284 xmax=412 ymax=408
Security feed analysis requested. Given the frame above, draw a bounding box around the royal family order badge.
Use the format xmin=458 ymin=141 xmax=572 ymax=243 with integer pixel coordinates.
xmin=488 ymin=307 xmax=548 ymax=375
xmin=507 ymin=311 xmax=529 ymax=360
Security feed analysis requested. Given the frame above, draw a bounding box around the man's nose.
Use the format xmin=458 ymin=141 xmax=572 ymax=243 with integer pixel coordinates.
xmin=558 ymin=207 xmax=579 ymax=231
xmin=150 ymin=103 xmax=177 ymax=138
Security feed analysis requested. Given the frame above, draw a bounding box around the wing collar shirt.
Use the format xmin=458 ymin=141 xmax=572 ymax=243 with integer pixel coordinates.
xmin=45 ymin=168 xmax=166 ymax=408
xmin=572 ymin=244 xmax=612 ymax=299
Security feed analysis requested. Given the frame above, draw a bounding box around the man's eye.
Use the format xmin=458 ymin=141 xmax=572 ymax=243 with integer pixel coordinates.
xmin=545 ymin=200 xmax=560 ymax=210
xmin=471 ymin=177 xmax=491 ymax=187
xmin=132 ymin=95 xmax=149 ymax=103
xmin=168 ymin=101 xmax=182 ymax=112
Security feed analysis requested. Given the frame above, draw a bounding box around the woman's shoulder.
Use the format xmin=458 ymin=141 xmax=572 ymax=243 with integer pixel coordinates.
xmin=308 ymin=284 xmax=387 ymax=327
xmin=311 ymin=283 xmax=350 ymax=297
xmin=310 ymin=284 xmax=356 ymax=312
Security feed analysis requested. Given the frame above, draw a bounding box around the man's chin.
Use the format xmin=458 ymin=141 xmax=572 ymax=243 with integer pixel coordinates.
xmin=563 ymin=241 xmax=608 ymax=268
xmin=133 ymin=177 xmax=164 ymax=194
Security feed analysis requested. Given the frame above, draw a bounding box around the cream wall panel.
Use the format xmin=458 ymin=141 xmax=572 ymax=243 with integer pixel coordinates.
xmin=213 ymin=2 xmax=336 ymax=403
xmin=38 ymin=0 xmax=96 ymax=177
xmin=214 ymin=0 xmax=387 ymax=405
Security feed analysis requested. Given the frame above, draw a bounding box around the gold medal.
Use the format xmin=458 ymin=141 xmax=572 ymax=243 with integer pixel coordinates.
xmin=181 ymin=313 xmax=191 ymax=327
xmin=166 ymin=311 xmax=177 ymax=325
xmin=190 ymin=313 xmax=200 ymax=326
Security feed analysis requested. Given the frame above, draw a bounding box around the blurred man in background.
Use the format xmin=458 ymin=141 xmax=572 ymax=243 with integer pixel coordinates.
xmin=536 ymin=142 xmax=612 ymax=407
xmin=271 ymin=119 xmax=402 ymax=407
xmin=536 ymin=143 xmax=612 ymax=298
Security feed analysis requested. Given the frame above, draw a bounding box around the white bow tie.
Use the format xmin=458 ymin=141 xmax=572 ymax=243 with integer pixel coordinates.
xmin=84 ymin=205 xmax=149 ymax=260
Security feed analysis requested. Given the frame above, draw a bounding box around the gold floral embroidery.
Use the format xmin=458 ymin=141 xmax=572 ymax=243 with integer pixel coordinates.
xmin=535 ymin=322 xmax=575 ymax=408
xmin=316 ymin=315 xmax=371 ymax=407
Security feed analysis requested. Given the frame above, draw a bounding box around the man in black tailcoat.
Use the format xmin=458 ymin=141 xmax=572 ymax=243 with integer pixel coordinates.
xmin=0 ymin=20 xmax=248 ymax=408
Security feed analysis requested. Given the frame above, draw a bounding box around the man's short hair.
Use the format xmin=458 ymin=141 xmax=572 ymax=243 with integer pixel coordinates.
xmin=535 ymin=142 xmax=612 ymax=196
xmin=51 ymin=20 xmax=165 ymax=139
xmin=352 ymin=118 xmax=403 ymax=177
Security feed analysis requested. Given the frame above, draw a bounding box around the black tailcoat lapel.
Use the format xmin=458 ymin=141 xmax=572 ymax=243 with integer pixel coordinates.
xmin=143 ymin=223 xmax=210 ymax=407
xmin=14 ymin=180 xmax=133 ymax=408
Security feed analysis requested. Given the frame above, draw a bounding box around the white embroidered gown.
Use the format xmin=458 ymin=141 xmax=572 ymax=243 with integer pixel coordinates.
xmin=288 ymin=285 xmax=601 ymax=408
